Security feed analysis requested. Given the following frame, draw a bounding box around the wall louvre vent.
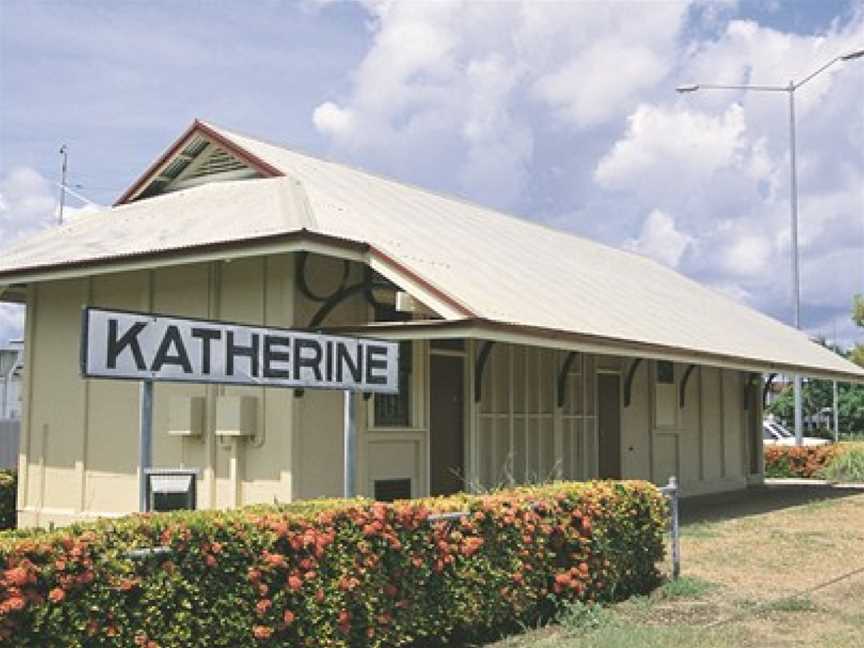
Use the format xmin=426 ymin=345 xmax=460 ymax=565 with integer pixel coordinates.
xmin=374 ymin=478 xmax=412 ymax=502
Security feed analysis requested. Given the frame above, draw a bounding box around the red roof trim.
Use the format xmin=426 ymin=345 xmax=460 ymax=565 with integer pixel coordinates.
xmin=114 ymin=119 xmax=284 ymax=206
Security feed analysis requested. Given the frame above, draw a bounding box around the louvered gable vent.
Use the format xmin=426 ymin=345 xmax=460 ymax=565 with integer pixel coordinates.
xmin=134 ymin=133 xmax=263 ymax=200
xmin=187 ymin=147 xmax=248 ymax=179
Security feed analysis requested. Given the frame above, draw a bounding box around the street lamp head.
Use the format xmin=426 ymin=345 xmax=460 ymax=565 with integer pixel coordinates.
xmin=840 ymin=47 xmax=864 ymax=61
xmin=676 ymin=83 xmax=700 ymax=93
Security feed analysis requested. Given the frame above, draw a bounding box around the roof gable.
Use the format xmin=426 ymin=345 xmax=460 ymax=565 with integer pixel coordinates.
xmin=115 ymin=120 xmax=283 ymax=204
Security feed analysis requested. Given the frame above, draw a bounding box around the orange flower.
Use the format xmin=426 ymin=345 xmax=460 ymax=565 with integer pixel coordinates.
xmin=554 ymin=573 xmax=572 ymax=587
xmin=4 ymin=568 xmax=29 ymax=588
xmin=462 ymin=537 xmax=484 ymax=557
xmin=76 ymin=570 xmax=94 ymax=585
xmin=283 ymin=609 xmax=295 ymax=625
xmin=337 ymin=609 xmax=351 ymax=634
xmin=287 ymin=575 xmax=303 ymax=591
xmin=252 ymin=625 xmax=273 ymax=640
xmin=256 ymin=599 xmax=272 ymax=616
xmin=1 ymin=595 xmax=25 ymax=613
xmin=264 ymin=552 xmax=286 ymax=568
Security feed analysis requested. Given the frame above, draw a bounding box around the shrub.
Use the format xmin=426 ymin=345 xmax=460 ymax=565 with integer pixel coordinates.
xmin=0 ymin=480 xmax=665 ymax=647
xmin=763 ymin=445 xmax=839 ymax=478
xmin=0 ymin=471 xmax=14 ymax=531
xmin=819 ymin=446 xmax=864 ymax=482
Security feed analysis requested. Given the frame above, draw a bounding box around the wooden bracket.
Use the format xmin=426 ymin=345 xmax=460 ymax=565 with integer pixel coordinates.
xmin=624 ymin=358 xmax=643 ymax=408
xmin=557 ymin=352 xmax=578 ymax=408
xmin=474 ymin=341 xmax=495 ymax=403
xmin=679 ymin=364 xmax=697 ymax=408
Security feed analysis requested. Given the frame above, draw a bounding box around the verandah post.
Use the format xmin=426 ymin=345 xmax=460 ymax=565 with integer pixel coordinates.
xmin=343 ymin=389 xmax=357 ymax=499
xmin=139 ymin=380 xmax=153 ymax=512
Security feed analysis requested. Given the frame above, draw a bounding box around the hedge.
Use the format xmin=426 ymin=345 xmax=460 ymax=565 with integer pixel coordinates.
xmin=0 ymin=471 xmax=14 ymax=531
xmin=0 ymin=480 xmax=665 ymax=647
xmin=763 ymin=445 xmax=839 ymax=478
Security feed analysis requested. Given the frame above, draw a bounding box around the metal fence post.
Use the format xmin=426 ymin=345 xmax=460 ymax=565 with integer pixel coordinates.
xmin=668 ymin=475 xmax=680 ymax=580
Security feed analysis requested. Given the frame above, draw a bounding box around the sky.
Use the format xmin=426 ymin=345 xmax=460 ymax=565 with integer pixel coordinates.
xmin=1 ymin=0 xmax=862 ymax=350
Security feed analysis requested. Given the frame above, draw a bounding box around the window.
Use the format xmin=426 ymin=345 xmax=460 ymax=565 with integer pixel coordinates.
xmin=655 ymin=361 xmax=676 ymax=427
xmin=656 ymin=361 xmax=674 ymax=384
xmin=374 ymin=341 xmax=412 ymax=427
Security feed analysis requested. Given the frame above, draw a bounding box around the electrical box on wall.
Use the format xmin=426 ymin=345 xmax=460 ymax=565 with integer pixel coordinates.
xmin=167 ymin=396 xmax=205 ymax=436
xmin=215 ymin=396 xmax=258 ymax=437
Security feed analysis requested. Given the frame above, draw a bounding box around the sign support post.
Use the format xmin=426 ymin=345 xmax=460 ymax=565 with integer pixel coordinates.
xmin=343 ymin=390 xmax=357 ymax=499
xmin=139 ymin=380 xmax=153 ymax=512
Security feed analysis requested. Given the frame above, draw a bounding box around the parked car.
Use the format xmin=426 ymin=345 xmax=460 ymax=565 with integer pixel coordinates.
xmin=762 ymin=420 xmax=830 ymax=447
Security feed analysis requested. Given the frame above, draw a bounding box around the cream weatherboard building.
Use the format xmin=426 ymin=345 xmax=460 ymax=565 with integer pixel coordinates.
xmin=2 ymin=121 xmax=862 ymax=528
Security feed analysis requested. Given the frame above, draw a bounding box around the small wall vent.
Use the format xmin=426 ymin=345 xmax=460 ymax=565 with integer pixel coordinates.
xmin=374 ymin=478 xmax=412 ymax=502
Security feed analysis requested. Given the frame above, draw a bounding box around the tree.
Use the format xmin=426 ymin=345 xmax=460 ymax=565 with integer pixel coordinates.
xmin=852 ymin=294 xmax=864 ymax=368
xmin=766 ymin=321 xmax=864 ymax=437
xmin=853 ymin=294 xmax=864 ymax=328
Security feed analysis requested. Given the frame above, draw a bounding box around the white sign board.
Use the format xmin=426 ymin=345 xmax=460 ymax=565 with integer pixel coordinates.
xmin=81 ymin=308 xmax=399 ymax=393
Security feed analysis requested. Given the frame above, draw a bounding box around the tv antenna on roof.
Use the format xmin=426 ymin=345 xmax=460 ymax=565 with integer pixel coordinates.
xmin=58 ymin=144 xmax=68 ymax=225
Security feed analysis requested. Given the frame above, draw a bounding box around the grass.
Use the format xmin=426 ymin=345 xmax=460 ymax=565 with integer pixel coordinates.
xmin=483 ymin=485 xmax=864 ymax=648
xmin=655 ymin=575 xmax=717 ymax=599
xmin=820 ymin=446 xmax=864 ymax=482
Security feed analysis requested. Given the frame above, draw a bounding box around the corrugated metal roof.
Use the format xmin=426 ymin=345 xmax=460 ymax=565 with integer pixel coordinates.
xmin=1 ymin=121 xmax=862 ymax=382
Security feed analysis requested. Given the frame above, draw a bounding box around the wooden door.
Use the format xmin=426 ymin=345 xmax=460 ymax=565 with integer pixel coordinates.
xmin=598 ymin=373 xmax=622 ymax=479
xmin=430 ymin=354 xmax=465 ymax=496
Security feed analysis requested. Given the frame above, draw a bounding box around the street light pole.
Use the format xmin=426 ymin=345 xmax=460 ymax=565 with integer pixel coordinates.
xmin=787 ymin=80 xmax=804 ymax=446
xmin=676 ymin=48 xmax=864 ymax=446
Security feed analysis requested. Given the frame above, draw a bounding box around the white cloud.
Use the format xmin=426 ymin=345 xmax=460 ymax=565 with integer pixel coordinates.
xmin=310 ymin=0 xmax=695 ymax=207
xmin=624 ymin=209 xmax=693 ymax=268
xmin=0 ymin=167 xmax=56 ymax=245
xmin=312 ymin=101 xmax=355 ymax=137
xmin=722 ymin=233 xmax=772 ymax=276
xmin=594 ymin=103 xmax=749 ymax=190
xmin=589 ymin=9 xmax=864 ymax=341
xmin=532 ymin=42 xmax=667 ymax=128
xmin=0 ymin=167 xmax=104 ymax=345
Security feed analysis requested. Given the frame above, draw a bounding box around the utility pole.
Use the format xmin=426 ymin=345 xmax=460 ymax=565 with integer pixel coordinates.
xmin=58 ymin=145 xmax=68 ymax=225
